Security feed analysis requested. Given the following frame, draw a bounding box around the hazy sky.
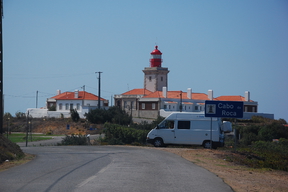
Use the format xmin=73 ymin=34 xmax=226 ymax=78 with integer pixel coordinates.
xmin=3 ymin=0 xmax=288 ymax=121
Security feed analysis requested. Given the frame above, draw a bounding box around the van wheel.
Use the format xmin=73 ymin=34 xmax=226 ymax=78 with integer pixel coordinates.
xmin=153 ymin=138 xmax=164 ymax=147
xmin=203 ymin=141 xmax=217 ymax=149
xmin=203 ymin=141 xmax=212 ymax=149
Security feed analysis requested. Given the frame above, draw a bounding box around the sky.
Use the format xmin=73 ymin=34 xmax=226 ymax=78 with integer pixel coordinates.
xmin=2 ymin=0 xmax=288 ymax=121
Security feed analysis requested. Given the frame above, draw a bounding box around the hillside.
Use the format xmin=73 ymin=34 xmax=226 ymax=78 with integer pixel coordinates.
xmin=0 ymin=135 xmax=24 ymax=164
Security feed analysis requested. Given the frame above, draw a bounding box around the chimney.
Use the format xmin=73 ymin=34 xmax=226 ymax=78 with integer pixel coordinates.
xmin=187 ymin=88 xmax=192 ymax=99
xmin=162 ymin=87 xmax=167 ymax=98
xmin=57 ymin=90 xmax=61 ymax=95
xmin=208 ymin=90 xmax=213 ymax=100
xmin=75 ymin=90 xmax=79 ymax=98
xmin=245 ymin=91 xmax=250 ymax=101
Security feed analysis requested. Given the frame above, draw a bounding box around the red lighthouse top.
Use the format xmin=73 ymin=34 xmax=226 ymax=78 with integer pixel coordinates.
xmin=151 ymin=46 xmax=162 ymax=55
xmin=150 ymin=46 xmax=162 ymax=67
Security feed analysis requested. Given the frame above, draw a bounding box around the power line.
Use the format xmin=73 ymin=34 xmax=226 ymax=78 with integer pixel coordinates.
xmin=4 ymin=72 xmax=95 ymax=80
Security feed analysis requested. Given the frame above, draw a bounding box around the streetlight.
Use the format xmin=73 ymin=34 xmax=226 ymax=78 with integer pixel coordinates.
xmin=179 ymin=91 xmax=183 ymax=112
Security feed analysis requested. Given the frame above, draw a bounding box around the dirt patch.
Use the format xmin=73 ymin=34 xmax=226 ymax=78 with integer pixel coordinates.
xmin=158 ymin=148 xmax=288 ymax=192
xmin=0 ymin=153 xmax=35 ymax=172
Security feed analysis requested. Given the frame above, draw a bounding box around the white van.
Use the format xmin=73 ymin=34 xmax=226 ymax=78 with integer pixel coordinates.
xmin=146 ymin=112 xmax=232 ymax=149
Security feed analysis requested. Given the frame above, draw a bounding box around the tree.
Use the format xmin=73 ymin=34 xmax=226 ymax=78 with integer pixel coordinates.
xmin=48 ymin=105 xmax=56 ymax=111
xmin=3 ymin=112 xmax=12 ymax=120
xmin=15 ymin=111 xmax=26 ymax=119
xmin=85 ymin=106 xmax=131 ymax=125
xmin=70 ymin=109 xmax=80 ymax=122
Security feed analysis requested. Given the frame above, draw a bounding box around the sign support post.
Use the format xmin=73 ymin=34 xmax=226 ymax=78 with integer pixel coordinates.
xmin=210 ymin=117 xmax=212 ymax=149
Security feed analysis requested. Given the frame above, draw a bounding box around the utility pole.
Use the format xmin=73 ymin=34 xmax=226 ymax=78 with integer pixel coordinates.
xmin=95 ymin=72 xmax=102 ymax=109
xmin=0 ymin=0 xmax=3 ymax=135
xmin=36 ymin=91 xmax=38 ymax=108
xmin=179 ymin=91 xmax=182 ymax=112
xmin=26 ymin=111 xmax=29 ymax=147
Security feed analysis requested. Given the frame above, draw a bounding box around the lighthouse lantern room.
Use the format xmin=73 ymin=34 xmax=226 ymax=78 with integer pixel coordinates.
xmin=150 ymin=46 xmax=162 ymax=67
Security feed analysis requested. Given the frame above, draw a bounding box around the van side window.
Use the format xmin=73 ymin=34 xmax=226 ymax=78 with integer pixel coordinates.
xmin=178 ymin=121 xmax=190 ymax=129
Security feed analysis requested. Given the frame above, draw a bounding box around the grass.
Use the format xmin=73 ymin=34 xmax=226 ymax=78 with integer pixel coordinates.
xmin=4 ymin=133 xmax=55 ymax=143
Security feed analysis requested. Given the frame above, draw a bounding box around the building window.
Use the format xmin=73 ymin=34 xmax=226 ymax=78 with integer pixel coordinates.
xmin=76 ymin=103 xmax=80 ymax=110
xmin=195 ymin=106 xmax=199 ymax=110
xmin=164 ymin=105 xmax=167 ymax=109
xmin=65 ymin=103 xmax=69 ymax=110
xmin=142 ymin=103 xmax=145 ymax=109
xmin=152 ymin=103 xmax=156 ymax=109
xmin=161 ymin=77 xmax=163 ymax=81
xmin=70 ymin=104 xmax=73 ymax=110
xmin=59 ymin=103 xmax=62 ymax=110
xmin=149 ymin=76 xmax=152 ymax=81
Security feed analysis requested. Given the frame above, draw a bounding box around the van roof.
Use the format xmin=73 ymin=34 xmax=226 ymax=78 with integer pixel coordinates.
xmin=167 ymin=112 xmax=219 ymax=121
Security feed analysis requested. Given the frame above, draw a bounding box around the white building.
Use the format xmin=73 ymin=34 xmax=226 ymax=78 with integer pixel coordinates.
xmin=27 ymin=90 xmax=109 ymax=118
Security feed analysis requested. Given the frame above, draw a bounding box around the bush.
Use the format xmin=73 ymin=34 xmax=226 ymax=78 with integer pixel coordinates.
xmin=103 ymin=123 xmax=149 ymax=145
xmin=70 ymin=109 xmax=80 ymax=122
xmin=244 ymin=139 xmax=288 ymax=171
xmin=259 ymin=122 xmax=288 ymax=141
xmin=59 ymin=134 xmax=88 ymax=145
xmin=85 ymin=106 xmax=131 ymax=125
xmin=236 ymin=119 xmax=288 ymax=145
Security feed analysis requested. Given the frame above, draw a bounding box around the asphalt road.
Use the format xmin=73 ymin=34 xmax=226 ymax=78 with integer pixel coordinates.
xmin=0 ymin=144 xmax=233 ymax=192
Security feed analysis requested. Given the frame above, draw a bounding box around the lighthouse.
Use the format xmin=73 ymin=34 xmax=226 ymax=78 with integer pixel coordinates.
xmin=150 ymin=46 xmax=162 ymax=67
xmin=143 ymin=46 xmax=169 ymax=92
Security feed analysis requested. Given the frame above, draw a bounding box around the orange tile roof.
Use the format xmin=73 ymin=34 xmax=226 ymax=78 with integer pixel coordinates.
xmin=142 ymin=91 xmax=209 ymax=100
xmin=165 ymin=101 xmax=178 ymax=104
xmin=214 ymin=95 xmax=252 ymax=102
xmin=122 ymin=89 xmax=152 ymax=95
xmin=52 ymin=91 xmax=105 ymax=101
xmin=121 ymin=89 xmax=253 ymax=103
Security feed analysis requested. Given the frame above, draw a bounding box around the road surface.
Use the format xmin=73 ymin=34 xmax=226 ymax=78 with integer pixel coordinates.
xmin=0 ymin=145 xmax=232 ymax=192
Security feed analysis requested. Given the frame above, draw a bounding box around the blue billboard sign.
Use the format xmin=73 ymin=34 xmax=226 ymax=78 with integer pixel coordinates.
xmin=205 ymin=101 xmax=244 ymax=118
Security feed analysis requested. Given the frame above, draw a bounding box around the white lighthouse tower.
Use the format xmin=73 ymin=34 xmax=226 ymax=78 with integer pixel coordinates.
xmin=143 ymin=46 xmax=169 ymax=92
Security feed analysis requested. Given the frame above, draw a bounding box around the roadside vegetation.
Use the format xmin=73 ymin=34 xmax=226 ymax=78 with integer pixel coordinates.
xmin=223 ymin=116 xmax=288 ymax=171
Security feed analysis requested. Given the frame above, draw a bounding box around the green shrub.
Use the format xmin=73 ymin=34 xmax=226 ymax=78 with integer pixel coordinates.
xmin=59 ymin=134 xmax=88 ymax=145
xmin=103 ymin=123 xmax=149 ymax=145
xmin=70 ymin=109 xmax=80 ymax=122
xmin=234 ymin=139 xmax=288 ymax=171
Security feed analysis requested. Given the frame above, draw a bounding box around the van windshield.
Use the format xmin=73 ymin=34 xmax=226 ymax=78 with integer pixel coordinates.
xmin=158 ymin=120 xmax=174 ymax=129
